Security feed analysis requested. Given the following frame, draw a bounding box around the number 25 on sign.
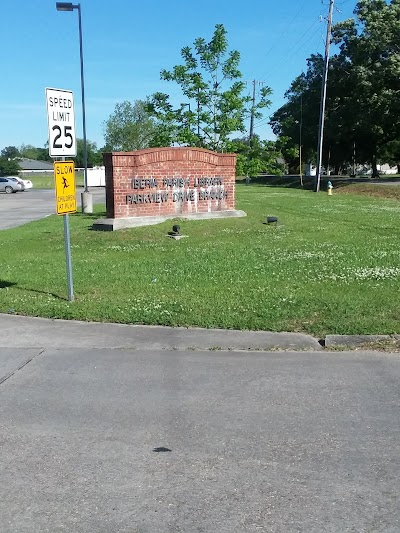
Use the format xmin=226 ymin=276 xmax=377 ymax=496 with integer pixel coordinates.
xmin=46 ymin=87 xmax=77 ymax=157
xmin=54 ymin=161 xmax=77 ymax=215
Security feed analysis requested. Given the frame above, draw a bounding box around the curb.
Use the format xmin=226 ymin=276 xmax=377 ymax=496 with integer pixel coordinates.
xmin=0 ymin=314 xmax=320 ymax=351
xmin=1 ymin=314 xmax=399 ymax=352
xmin=325 ymin=334 xmax=400 ymax=349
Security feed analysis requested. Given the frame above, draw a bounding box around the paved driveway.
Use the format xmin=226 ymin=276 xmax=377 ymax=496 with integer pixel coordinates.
xmin=0 ymin=187 xmax=105 ymax=230
xmin=1 ymin=340 xmax=399 ymax=532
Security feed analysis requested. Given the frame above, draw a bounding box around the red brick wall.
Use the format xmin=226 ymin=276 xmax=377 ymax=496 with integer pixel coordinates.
xmin=103 ymin=147 xmax=237 ymax=219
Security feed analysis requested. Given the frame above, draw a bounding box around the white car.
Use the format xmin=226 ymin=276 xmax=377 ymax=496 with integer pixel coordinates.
xmin=7 ymin=176 xmax=33 ymax=190
xmin=0 ymin=177 xmax=25 ymax=193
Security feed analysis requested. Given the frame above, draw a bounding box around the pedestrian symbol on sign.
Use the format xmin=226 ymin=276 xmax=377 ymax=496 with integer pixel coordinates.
xmin=54 ymin=161 xmax=77 ymax=215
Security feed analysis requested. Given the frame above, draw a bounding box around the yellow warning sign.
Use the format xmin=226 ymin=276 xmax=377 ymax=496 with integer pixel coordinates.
xmin=54 ymin=161 xmax=77 ymax=215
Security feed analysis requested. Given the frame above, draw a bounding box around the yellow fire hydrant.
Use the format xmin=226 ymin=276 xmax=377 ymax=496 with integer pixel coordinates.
xmin=327 ymin=181 xmax=333 ymax=195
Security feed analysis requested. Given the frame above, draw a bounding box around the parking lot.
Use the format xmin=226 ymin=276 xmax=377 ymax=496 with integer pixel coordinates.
xmin=0 ymin=187 xmax=106 ymax=230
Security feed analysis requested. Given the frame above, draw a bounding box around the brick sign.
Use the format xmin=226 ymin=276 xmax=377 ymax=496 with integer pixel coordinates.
xmin=94 ymin=147 xmax=245 ymax=230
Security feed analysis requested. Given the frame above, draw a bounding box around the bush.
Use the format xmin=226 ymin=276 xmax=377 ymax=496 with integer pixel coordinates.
xmin=0 ymin=157 xmax=20 ymax=176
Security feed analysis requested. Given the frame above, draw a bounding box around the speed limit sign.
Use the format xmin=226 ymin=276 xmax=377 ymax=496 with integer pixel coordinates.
xmin=46 ymin=88 xmax=77 ymax=157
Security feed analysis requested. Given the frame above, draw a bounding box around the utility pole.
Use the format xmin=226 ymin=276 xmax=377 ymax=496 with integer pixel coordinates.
xmin=248 ymin=80 xmax=264 ymax=145
xmin=315 ymin=0 xmax=335 ymax=192
xmin=197 ymin=88 xmax=202 ymax=142
xmin=299 ymin=94 xmax=303 ymax=187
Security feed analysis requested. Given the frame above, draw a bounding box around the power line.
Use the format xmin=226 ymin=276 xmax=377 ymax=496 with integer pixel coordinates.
xmin=254 ymin=0 xmax=310 ymax=77
xmin=257 ymin=17 xmax=321 ymax=82
xmin=253 ymin=112 xmax=274 ymax=130
xmin=253 ymin=2 xmax=340 ymax=138
xmin=259 ymin=25 xmax=324 ymax=89
xmin=253 ymin=29 xmax=326 ymax=135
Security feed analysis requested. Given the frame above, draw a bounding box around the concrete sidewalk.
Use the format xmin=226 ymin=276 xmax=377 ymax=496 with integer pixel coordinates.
xmin=0 ymin=313 xmax=321 ymax=351
xmin=1 ymin=315 xmax=400 ymax=532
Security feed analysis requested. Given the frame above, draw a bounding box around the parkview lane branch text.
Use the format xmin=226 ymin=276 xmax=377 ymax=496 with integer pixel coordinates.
xmin=127 ymin=189 xmax=228 ymax=204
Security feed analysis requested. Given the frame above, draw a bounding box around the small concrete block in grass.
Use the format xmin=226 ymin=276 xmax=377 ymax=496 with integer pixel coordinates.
xmin=325 ymin=334 xmax=392 ymax=348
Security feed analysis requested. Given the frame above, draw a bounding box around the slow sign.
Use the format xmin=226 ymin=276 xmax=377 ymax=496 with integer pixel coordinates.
xmin=54 ymin=161 xmax=77 ymax=215
xmin=46 ymin=88 xmax=77 ymax=157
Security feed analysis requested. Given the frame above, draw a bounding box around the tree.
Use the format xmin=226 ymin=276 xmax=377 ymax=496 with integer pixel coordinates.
xmin=379 ymin=139 xmax=400 ymax=174
xmin=331 ymin=0 xmax=400 ymax=177
xmin=0 ymin=157 xmax=20 ymax=176
xmin=228 ymin=136 xmax=285 ymax=177
xmin=270 ymin=56 xmax=323 ymax=169
xmin=271 ymin=0 xmax=400 ymax=177
xmin=103 ymin=100 xmax=157 ymax=151
xmin=19 ymin=144 xmax=52 ymax=162
xmin=1 ymin=146 xmax=20 ymax=159
xmin=74 ymin=139 xmax=103 ymax=168
xmin=147 ymin=24 xmax=272 ymax=152
xmin=35 ymin=147 xmax=52 ymax=162
xmin=19 ymin=144 xmax=39 ymax=160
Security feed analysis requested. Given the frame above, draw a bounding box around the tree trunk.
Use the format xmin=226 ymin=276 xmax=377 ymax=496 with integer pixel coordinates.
xmin=371 ymin=153 xmax=379 ymax=179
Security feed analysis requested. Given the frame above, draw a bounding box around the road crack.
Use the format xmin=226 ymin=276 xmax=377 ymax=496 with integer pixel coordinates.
xmin=0 ymin=348 xmax=45 ymax=386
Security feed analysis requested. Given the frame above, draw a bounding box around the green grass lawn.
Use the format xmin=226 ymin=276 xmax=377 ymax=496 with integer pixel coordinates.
xmin=1 ymin=184 xmax=399 ymax=337
xmin=27 ymin=172 xmax=84 ymax=189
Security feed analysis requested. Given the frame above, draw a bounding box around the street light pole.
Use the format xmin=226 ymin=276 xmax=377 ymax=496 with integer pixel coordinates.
xmin=77 ymin=6 xmax=88 ymax=194
xmin=56 ymin=2 xmax=93 ymax=213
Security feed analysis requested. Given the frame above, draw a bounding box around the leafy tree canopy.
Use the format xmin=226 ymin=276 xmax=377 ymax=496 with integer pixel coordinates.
xmin=147 ymin=24 xmax=272 ymax=153
xmin=270 ymin=0 xmax=400 ymax=176
xmin=19 ymin=144 xmax=52 ymax=162
xmin=74 ymin=139 xmax=103 ymax=168
xmin=0 ymin=157 xmax=20 ymax=176
xmin=1 ymin=146 xmax=20 ymax=159
xmin=228 ymin=136 xmax=285 ymax=177
xmin=103 ymin=100 xmax=157 ymax=152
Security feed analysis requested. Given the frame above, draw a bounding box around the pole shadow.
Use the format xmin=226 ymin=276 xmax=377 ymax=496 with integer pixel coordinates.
xmin=1 ymin=279 xmax=68 ymax=301
xmin=0 ymin=280 xmax=17 ymax=289
xmin=17 ymin=286 xmax=68 ymax=301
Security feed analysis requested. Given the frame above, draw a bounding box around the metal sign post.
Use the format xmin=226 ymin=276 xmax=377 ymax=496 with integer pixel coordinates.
xmin=54 ymin=160 xmax=77 ymax=301
xmin=63 ymin=214 xmax=74 ymax=301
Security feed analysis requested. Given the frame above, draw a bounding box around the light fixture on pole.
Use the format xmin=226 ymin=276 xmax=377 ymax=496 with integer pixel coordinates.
xmin=56 ymin=2 xmax=93 ymax=213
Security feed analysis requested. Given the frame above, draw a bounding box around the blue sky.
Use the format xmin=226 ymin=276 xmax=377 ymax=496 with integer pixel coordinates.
xmin=0 ymin=0 xmax=357 ymax=152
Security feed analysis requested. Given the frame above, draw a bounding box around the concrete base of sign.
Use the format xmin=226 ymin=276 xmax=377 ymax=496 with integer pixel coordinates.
xmin=166 ymin=234 xmax=189 ymax=240
xmin=92 ymin=210 xmax=247 ymax=231
xmin=81 ymin=191 xmax=93 ymax=214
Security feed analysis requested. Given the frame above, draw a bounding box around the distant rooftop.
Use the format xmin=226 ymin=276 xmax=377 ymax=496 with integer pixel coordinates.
xmin=18 ymin=158 xmax=53 ymax=171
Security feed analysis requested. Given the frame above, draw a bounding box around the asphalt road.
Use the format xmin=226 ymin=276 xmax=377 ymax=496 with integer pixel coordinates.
xmin=0 ymin=187 xmax=106 ymax=230
xmin=1 ymin=343 xmax=399 ymax=532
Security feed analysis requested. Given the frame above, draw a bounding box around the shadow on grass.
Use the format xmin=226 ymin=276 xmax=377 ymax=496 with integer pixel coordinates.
xmin=77 ymin=211 xmax=107 ymax=219
xmin=17 ymin=286 xmax=67 ymax=301
xmin=70 ymin=210 xmax=107 ymax=230
xmin=0 ymin=280 xmax=17 ymax=289
xmin=1 ymin=279 xmax=68 ymax=301
xmin=70 ymin=210 xmax=107 ymax=220
xmin=236 ymin=175 xmax=390 ymax=191
xmin=237 ymin=175 xmax=318 ymax=190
